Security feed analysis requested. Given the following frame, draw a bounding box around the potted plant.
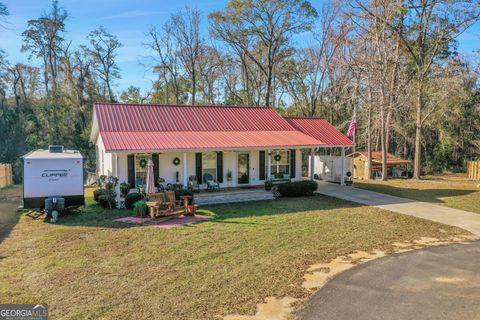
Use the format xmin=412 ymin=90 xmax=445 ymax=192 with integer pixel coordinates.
xmin=120 ymin=182 xmax=130 ymax=198
xmin=226 ymin=170 xmax=233 ymax=182
xmin=264 ymin=179 xmax=272 ymax=191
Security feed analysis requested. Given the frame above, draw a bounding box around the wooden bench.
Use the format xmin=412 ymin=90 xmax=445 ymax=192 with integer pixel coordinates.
xmin=146 ymin=191 xmax=188 ymax=219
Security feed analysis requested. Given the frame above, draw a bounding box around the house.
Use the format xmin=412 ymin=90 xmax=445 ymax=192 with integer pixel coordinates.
xmin=89 ymin=103 xmax=354 ymax=190
xmin=348 ymin=150 xmax=411 ymax=179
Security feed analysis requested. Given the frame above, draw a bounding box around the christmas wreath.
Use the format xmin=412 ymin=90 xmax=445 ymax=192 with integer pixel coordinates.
xmin=173 ymin=157 xmax=181 ymax=166
xmin=139 ymin=158 xmax=148 ymax=168
xmin=239 ymin=157 xmax=247 ymax=166
xmin=274 ymin=154 xmax=282 ymax=162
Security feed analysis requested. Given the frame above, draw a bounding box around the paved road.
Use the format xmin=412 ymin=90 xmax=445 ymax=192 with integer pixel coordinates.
xmin=316 ymin=181 xmax=480 ymax=236
xmin=296 ymin=241 xmax=480 ymax=320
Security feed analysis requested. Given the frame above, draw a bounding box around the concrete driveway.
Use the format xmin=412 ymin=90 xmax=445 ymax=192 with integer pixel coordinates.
xmin=296 ymin=241 xmax=480 ymax=320
xmin=316 ymin=181 xmax=480 ymax=236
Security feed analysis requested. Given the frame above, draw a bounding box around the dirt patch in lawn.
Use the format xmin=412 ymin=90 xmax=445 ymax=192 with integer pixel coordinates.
xmin=222 ymin=234 xmax=477 ymax=320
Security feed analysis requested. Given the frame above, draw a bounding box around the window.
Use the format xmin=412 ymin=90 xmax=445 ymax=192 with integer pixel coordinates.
xmin=135 ymin=154 xmax=149 ymax=187
xmin=202 ymin=152 xmax=217 ymax=182
xmin=267 ymin=150 xmax=290 ymax=179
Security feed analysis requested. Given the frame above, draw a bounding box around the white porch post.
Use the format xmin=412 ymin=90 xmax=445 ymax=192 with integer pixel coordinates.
xmin=114 ymin=153 xmax=121 ymax=208
xmin=182 ymin=152 xmax=188 ymax=187
xmin=340 ymin=147 xmax=346 ymax=186
xmin=310 ymin=148 xmax=315 ymax=180
xmin=267 ymin=149 xmax=272 ymax=179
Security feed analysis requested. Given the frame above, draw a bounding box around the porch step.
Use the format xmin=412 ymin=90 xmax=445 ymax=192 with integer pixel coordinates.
xmin=195 ymin=189 xmax=274 ymax=205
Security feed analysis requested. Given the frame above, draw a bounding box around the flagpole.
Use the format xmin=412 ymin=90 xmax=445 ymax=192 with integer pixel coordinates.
xmin=353 ymin=105 xmax=356 ymax=153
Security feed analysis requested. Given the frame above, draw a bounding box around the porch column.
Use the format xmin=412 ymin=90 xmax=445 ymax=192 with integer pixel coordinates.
xmin=267 ymin=149 xmax=272 ymax=179
xmin=114 ymin=154 xmax=121 ymax=208
xmin=340 ymin=147 xmax=346 ymax=186
xmin=182 ymin=152 xmax=188 ymax=187
xmin=310 ymin=148 xmax=315 ymax=180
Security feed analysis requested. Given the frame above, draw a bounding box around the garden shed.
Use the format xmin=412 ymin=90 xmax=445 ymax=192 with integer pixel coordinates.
xmin=348 ymin=150 xmax=411 ymax=179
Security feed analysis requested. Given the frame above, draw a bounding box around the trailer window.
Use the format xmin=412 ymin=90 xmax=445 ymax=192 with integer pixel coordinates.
xmin=135 ymin=154 xmax=149 ymax=187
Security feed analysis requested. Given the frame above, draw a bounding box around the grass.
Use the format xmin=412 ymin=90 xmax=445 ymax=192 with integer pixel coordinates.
xmin=0 ymin=186 xmax=469 ymax=319
xmin=354 ymin=174 xmax=480 ymax=214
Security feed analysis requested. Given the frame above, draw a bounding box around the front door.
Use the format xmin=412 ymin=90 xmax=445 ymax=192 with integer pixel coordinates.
xmin=238 ymin=153 xmax=250 ymax=184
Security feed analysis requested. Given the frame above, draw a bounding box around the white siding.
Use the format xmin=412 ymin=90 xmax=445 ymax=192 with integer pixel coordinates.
xmin=159 ymin=152 xmax=186 ymax=185
xmin=310 ymin=155 xmax=352 ymax=183
xmin=103 ymin=149 xmax=306 ymax=189
xmin=117 ymin=154 xmax=128 ymax=184
xmin=96 ymin=134 xmax=113 ymax=176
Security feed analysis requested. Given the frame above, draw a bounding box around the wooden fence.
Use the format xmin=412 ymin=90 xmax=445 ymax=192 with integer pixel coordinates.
xmin=467 ymin=161 xmax=480 ymax=180
xmin=0 ymin=163 xmax=13 ymax=188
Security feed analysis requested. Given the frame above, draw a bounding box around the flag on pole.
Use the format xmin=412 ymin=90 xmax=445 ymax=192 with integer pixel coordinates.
xmin=347 ymin=116 xmax=356 ymax=137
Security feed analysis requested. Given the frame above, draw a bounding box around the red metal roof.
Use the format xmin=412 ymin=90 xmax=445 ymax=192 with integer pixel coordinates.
xmin=284 ymin=117 xmax=354 ymax=146
xmin=94 ymin=104 xmax=354 ymax=151
xmin=101 ymin=131 xmax=321 ymax=151
xmin=95 ymin=103 xmax=295 ymax=132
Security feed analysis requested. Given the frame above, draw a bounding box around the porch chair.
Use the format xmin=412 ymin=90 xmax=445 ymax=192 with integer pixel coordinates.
xmin=188 ymin=175 xmax=200 ymax=193
xmin=203 ymin=173 xmax=220 ymax=192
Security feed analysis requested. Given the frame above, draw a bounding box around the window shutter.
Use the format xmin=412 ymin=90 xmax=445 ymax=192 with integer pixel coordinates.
xmin=195 ymin=153 xmax=202 ymax=183
xmin=152 ymin=154 xmax=159 ymax=187
xmin=290 ymin=149 xmax=296 ymax=178
xmin=127 ymin=155 xmax=135 ymax=187
xmin=259 ymin=151 xmax=266 ymax=180
xmin=217 ymin=152 xmax=224 ymax=183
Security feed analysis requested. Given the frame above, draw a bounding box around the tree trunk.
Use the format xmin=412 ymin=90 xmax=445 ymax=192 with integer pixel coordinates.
xmin=265 ymin=63 xmax=273 ymax=106
xmin=366 ymin=86 xmax=373 ymax=180
xmin=191 ymin=66 xmax=196 ymax=105
xmin=413 ymin=80 xmax=423 ymax=179
xmin=380 ymin=106 xmax=387 ymax=181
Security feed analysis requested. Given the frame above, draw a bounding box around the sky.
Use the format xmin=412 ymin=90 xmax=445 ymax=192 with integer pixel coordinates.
xmin=1 ymin=0 xmax=479 ymax=93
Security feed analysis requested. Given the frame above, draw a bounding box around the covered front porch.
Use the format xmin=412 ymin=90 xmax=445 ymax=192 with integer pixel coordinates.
xmin=103 ymin=147 xmax=350 ymax=193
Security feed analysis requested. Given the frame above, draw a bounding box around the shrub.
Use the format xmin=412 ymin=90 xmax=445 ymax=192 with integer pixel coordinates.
xmin=98 ymin=190 xmax=117 ymax=209
xmin=175 ymin=189 xmax=194 ymax=201
xmin=125 ymin=192 xmax=143 ymax=209
xmin=93 ymin=189 xmax=106 ymax=203
xmin=278 ymin=180 xmax=317 ymax=197
xmin=120 ymin=182 xmax=130 ymax=198
xmin=133 ymin=200 xmax=147 ymax=216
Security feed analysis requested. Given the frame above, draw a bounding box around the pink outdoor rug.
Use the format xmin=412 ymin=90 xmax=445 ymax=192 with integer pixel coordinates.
xmin=152 ymin=215 xmax=210 ymax=229
xmin=114 ymin=215 xmax=211 ymax=229
xmin=115 ymin=216 xmax=151 ymax=224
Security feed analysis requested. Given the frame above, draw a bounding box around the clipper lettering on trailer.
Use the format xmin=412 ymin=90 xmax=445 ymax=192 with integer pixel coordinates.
xmin=41 ymin=169 xmax=70 ymax=181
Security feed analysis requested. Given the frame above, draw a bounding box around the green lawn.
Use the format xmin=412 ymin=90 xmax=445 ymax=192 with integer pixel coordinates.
xmin=354 ymin=174 xmax=480 ymax=214
xmin=0 ymin=187 xmax=469 ymax=319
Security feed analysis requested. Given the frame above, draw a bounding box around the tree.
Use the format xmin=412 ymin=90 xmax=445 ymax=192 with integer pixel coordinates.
xmin=120 ymin=86 xmax=145 ymax=104
xmin=86 ymin=26 xmax=122 ymax=103
xmin=210 ymin=0 xmax=318 ymax=106
xmin=144 ymin=26 xmax=183 ymax=104
xmin=21 ymin=0 xmax=67 ymax=93
xmin=168 ymin=7 xmax=203 ymax=105
xmin=356 ymin=0 xmax=480 ymax=179
xmin=282 ymin=3 xmax=345 ymax=116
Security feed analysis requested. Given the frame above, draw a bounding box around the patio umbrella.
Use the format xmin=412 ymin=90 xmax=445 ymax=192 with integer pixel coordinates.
xmin=145 ymin=158 xmax=156 ymax=195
